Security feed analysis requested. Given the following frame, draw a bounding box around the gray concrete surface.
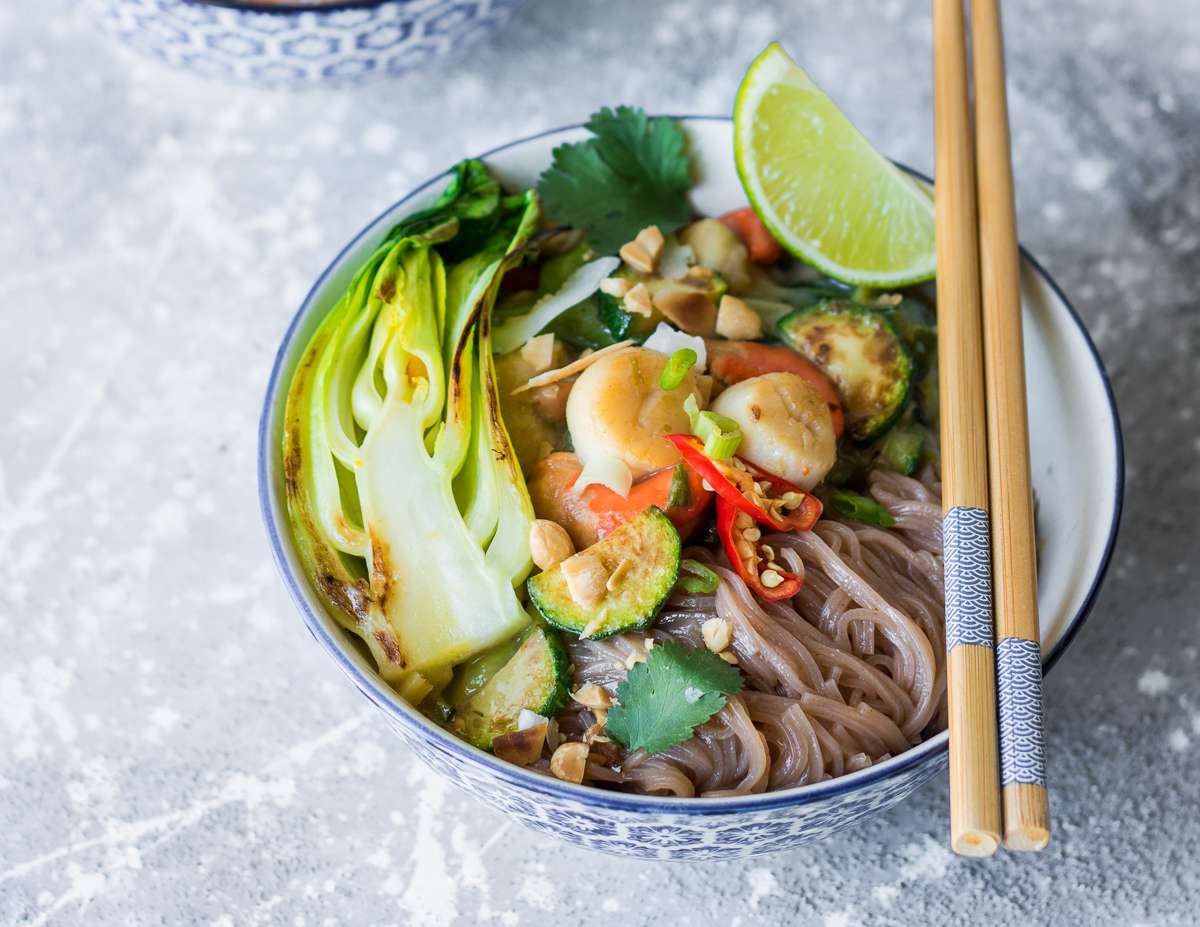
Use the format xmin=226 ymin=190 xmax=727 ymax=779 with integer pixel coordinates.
xmin=2 ymin=0 xmax=1197 ymax=923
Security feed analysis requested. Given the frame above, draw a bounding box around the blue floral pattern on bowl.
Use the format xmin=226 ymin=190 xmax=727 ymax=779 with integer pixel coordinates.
xmin=82 ymin=0 xmax=525 ymax=86
xmin=391 ymin=707 xmax=948 ymax=859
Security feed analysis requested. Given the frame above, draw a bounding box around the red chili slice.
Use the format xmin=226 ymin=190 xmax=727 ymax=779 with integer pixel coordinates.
xmin=715 ymin=497 xmax=803 ymax=600
xmin=665 ymin=434 xmax=823 ymax=533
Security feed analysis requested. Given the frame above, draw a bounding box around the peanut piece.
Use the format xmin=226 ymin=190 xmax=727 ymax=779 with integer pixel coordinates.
xmin=529 ymin=519 xmax=575 ymax=571
xmin=549 ymin=741 xmax=590 ymax=783
xmin=715 ymin=295 xmax=764 ymax=340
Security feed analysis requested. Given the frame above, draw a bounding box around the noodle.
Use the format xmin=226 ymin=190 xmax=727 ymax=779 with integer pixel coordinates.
xmin=564 ymin=468 xmax=946 ymax=796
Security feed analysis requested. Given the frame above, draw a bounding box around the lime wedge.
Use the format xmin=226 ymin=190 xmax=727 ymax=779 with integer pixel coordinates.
xmin=734 ymin=43 xmax=936 ymax=286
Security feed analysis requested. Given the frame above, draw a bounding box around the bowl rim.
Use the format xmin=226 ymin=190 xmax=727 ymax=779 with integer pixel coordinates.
xmin=257 ymin=115 xmax=1124 ymax=814
xmin=186 ymin=0 xmax=394 ymax=14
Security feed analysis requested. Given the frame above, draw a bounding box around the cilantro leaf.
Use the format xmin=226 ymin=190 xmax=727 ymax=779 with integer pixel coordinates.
xmin=605 ymin=639 xmax=743 ymax=754
xmin=537 ymin=106 xmax=694 ymax=255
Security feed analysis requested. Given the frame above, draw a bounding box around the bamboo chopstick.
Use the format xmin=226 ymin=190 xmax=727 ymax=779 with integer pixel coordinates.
xmin=970 ymin=0 xmax=1051 ymax=852
xmin=932 ymin=0 xmax=1002 ymax=858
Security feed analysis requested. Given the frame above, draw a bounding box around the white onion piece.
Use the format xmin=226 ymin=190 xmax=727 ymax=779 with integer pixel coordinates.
xmin=493 ymin=256 xmax=620 ymax=355
xmin=643 ymin=322 xmax=707 ymax=372
xmin=517 ymin=709 xmax=548 ymax=731
xmin=573 ymin=454 xmax=633 ymax=498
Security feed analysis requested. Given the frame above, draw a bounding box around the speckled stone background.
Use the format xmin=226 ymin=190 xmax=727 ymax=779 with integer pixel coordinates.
xmin=2 ymin=0 xmax=1197 ymax=924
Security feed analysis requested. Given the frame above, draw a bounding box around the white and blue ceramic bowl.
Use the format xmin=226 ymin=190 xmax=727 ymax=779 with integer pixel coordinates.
xmin=84 ymin=0 xmax=525 ymax=86
xmin=258 ymin=118 xmax=1123 ymax=859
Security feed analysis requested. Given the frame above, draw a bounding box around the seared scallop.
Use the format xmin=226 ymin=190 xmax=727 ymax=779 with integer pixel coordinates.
xmin=710 ymin=371 xmax=837 ymax=489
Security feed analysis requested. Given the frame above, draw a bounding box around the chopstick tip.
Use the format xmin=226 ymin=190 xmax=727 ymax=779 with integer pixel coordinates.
xmin=952 ymin=829 xmax=1000 ymax=858
xmin=1004 ymin=824 xmax=1051 ymax=853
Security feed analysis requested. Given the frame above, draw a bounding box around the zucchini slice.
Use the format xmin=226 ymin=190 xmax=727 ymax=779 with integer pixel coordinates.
xmin=528 ymin=507 xmax=681 ymax=639
xmin=875 ymin=422 xmax=926 ymax=476
xmin=454 ymin=625 xmax=570 ymax=750
xmin=778 ymin=300 xmax=911 ymax=442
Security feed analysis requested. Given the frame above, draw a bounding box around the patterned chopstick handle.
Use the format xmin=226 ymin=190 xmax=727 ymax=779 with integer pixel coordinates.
xmin=944 ymin=506 xmax=995 ymax=651
xmin=996 ymin=638 xmax=1047 ymax=787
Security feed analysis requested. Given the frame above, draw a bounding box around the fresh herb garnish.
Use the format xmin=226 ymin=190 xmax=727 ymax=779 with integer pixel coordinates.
xmin=537 ymin=106 xmax=693 ymax=255
xmin=605 ymin=639 xmax=742 ymax=754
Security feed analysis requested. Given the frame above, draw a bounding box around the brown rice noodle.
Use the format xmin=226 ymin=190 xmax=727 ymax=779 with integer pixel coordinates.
xmin=562 ymin=467 xmax=946 ymax=797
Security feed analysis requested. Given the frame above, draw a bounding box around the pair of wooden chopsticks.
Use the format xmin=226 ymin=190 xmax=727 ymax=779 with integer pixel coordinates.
xmin=933 ymin=0 xmax=1050 ymax=856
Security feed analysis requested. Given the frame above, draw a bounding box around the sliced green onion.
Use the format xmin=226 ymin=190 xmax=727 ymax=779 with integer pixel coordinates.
xmin=666 ymin=464 xmax=691 ymax=509
xmin=677 ymin=559 xmax=719 ymax=594
xmin=682 ymin=393 xmax=741 ymax=459
xmin=693 ymin=410 xmax=742 ymax=460
xmin=660 ymin=347 xmax=698 ymax=391
xmin=827 ymin=490 xmax=896 ymax=528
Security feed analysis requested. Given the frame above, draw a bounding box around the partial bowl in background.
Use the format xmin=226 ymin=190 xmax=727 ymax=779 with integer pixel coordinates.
xmin=258 ymin=118 xmax=1123 ymax=859
xmin=83 ymin=0 xmax=525 ymax=87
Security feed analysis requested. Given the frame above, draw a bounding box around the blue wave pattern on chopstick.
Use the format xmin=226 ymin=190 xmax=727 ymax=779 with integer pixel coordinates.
xmin=996 ymin=638 xmax=1047 ymax=786
xmin=943 ymin=506 xmax=995 ymax=650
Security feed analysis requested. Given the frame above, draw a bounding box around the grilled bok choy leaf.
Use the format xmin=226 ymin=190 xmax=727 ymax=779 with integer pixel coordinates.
xmin=283 ymin=163 xmax=543 ymax=702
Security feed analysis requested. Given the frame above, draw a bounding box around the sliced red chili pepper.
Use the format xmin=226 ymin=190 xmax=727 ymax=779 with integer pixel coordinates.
xmin=715 ymin=497 xmax=803 ymax=601
xmin=665 ymin=434 xmax=823 ymax=533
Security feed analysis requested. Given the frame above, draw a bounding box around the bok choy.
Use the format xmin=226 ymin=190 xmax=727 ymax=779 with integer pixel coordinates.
xmin=283 ymin=162 xmax=543 ymax=703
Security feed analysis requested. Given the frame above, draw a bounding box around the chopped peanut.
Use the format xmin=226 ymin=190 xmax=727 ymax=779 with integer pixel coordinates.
xmin=493 ymin=722 xmax=548 ymax=766
xmin=599 ymin=276 xmax=634 ymax=298
xmin=544 ymin=718 xmax=562 ymax=752
xmin=636 ymin=225 xmax=665 ymax=260
xmin=573 ymin=684 xmax=613 ymax=710
xmin=653 ymin=285 xmax=717 ymax=335
xmin=624 ymin=282 xmax=654 ymax=317
xmin=701 ymin=617 xmax=732 ymax=653
xmin=561 ymin=550 xmax=609 ymax=609
xmin=715 ymin=295 xmax=764 ymax=340
xmin=620 ymin=225 xmax=665 ymax=274
xmin=529 ymin=519 xmax=575 ymax=571
xmin=549 ymin=741 xmax=590 ymax=783
xmin=719 ymin=651 xmax=739 ymax=665
xmin=519 ymin=333 xmax=556 ymax=373
xmin=583 ymin=716 xmax=610 ymax=744
xmin=619 ymin=241 xmax=656 ymax=274
xmin=606 ymin=558 xmax=634 ymax=592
